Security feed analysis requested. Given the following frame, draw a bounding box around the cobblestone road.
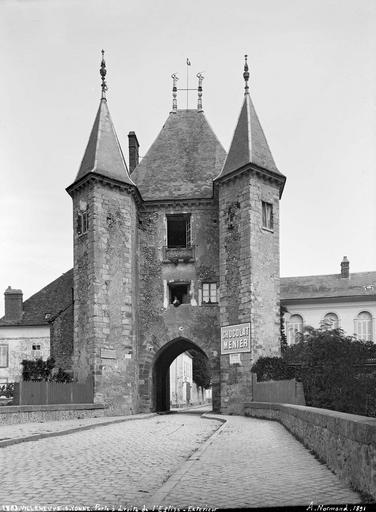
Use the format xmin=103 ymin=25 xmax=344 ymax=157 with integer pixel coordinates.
xmin=0 ymin=414 xmax=220 ymax=509
xmin=148 ymin=414 xmax=361 ymax=509
xmin=0 ymin=412 xmax=362 ymax=509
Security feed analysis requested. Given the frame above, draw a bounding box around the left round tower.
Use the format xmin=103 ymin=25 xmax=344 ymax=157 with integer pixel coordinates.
xmin=66 ymin=52 xmax=141 ymax=414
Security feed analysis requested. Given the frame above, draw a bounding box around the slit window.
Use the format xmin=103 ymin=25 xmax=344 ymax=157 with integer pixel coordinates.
xmin=77 ymin=210 xmax=88 ymax=236
xmin=169 ymin=283 xmax=190 ymax=305
xmin=262 ymin=201 xmax=273 ymax=230
xmin=167 ymin=214 xmax=191 ymax=248
xmin=202 ymin=283 xmax=217 ymax=304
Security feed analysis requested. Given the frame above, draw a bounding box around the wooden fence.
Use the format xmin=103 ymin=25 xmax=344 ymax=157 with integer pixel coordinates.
xmin=251 ymin=373 xmax=305 ymax=405
xmin=13 ymin=379 xmax=94 ymax=406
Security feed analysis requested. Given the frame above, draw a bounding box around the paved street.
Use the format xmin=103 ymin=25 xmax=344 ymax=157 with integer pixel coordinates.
xmin=0 ymin=413 xmax=220 ymax=509
xmin=0 ymin=412 xmax=362 ymax=509
xmin=148 ymin=414 xmax=361 ymax=509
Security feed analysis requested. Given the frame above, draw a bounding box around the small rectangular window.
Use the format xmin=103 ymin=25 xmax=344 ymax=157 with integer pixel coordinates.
xmin=169 ymin=283 xmax=190 ymax=305
xmin=167 ymin=214 xmax=190 ymax=248
xmin=0 ymin=345 xmax=8 ymax=368
xmin=202 ymin=283 xmax=217 ymax=304
xmin=262 ymin=201 xmax=273 ymax=230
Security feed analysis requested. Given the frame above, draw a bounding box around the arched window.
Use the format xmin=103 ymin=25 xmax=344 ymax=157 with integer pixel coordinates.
xmin=322 ymin=312 xmax=339 ymax=330
xmin=287 ymin=314 xmax=303 ymax=345
xmin=355 ymin=311 xmax=373 ymax=341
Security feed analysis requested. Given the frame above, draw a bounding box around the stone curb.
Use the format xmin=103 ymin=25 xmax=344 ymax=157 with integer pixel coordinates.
xmin=0 ymin=413 xmax=157 ymax=449
xmin=147 ymin=413 xmax=227 ymax=507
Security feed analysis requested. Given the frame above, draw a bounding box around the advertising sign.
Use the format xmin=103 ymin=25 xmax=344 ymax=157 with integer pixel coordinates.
xmin=221 ymin=322 xmax=251 ymax=354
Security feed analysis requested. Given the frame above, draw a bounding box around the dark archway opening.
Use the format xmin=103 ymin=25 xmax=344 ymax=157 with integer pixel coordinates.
xmin=152 ymin=337 xmax=210 ymax=413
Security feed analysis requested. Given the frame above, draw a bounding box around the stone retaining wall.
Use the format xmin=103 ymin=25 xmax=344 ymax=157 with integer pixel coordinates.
xmin=244 ymin=402 xmax=376 ymax=499
xmin=0 ymin=403 xmax=105 ymax=425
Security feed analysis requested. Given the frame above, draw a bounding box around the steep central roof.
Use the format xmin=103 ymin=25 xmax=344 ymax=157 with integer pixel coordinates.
xmin=132 ymin=110 xmax=226 ymax=200
xmin=217 ymin=93 xmax=282 ymax=179
xmin=73 ymin=98 xmax=134 ymax=187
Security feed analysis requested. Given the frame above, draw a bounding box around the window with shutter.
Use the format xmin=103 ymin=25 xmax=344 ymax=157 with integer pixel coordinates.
xmin=0 ymin=345 xmax=8 ymax=368
xmin=355 ymin=311 xmax=373 ymax=341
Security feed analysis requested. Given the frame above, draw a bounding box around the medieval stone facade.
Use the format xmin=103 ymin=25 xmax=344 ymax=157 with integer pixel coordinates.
xmin=63 ymin=57 xmax=286 ymax=415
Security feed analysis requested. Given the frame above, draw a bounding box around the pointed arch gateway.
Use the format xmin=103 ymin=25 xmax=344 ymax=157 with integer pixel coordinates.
xmin=152 ymin=337 xmax=210 ymax=413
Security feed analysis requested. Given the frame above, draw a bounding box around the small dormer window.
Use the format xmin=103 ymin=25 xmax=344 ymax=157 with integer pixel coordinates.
xmin=77 ymin=210 xmax=88 ymax=236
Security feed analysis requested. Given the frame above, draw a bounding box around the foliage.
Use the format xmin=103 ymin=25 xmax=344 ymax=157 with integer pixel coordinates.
xmin=191 ymin=351 xmax=211 ymax=389
xmin=21 ymin=357 xmax=72 ymax=382
xmin=251 ymin=356 xmax=295 ymax=382
xmin=283 ymin=327 xmax=376 ymax=415
xmin=280 ymin=304 xmax=288 ymax=355
xmin=0 ymin=382 xmax=15 ymax=399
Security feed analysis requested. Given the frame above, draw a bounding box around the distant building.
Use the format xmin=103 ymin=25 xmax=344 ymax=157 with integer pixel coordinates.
xmin=169 ymin=352 xmax=212 ymax=407
xmin=281 ymin=257 xmax=376 ymax=344
xmin=0 ymin=272 xmax=72 ymax=383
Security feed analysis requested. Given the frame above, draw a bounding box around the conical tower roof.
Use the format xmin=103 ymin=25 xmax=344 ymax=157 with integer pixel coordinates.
xmin=73 ymin=98 xmax=134 ymax=187
xmin=217 ymin=93 xmax=283 ymax=180
xmin=132 ymin=110 xmax=226 ymax=200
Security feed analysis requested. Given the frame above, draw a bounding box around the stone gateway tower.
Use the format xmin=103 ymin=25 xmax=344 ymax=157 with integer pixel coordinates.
xmin=66 ymin=54 xmax=286 ymax=415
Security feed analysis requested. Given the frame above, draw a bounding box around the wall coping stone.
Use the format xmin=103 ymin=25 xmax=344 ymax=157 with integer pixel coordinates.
xmin=0 ymin=403 xmax=106 ymax=414
xmin=244 ymin=402 xmax=376 ymax=450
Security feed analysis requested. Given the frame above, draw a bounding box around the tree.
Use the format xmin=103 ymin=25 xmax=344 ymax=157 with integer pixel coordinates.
xmin=191 ymin=351 xmax=211 ymax=389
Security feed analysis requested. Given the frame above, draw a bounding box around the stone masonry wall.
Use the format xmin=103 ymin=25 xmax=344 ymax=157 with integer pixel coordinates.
xmin=219 ymin=172 xmax=281 ymax=413
xmin=244 ymin=402 xmax=376 ymax=500
xmin=138 ymin=201 xmax=221 ymax=412
xmin=50 ymin=304 xmax=73 ymax=372
xmin=72 ymin=181 xmax=139 ymax=414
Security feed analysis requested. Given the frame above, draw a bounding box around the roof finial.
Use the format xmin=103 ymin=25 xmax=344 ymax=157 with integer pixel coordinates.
xmin=100 ymin=49 xmax=108 ymax=100
xmin=197 ymin=72 xmax=204 ymax=111
xmin=243 ymin=54 xmax=249 ymax=95
xmin=171 ymin=73 xmax=178 ymax=112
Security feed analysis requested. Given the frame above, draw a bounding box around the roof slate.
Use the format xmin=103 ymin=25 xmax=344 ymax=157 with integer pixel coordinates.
xmin=0 ymin=270 xmax=73 ymax=327
xmin=132 ymin=110 xmax=226 ymax=200
xmin=74 ymin=99 xmax=134 ymax=187
xmin=281 ymin=272 xmax=376 ymax=301
xmin=217 ymin=94 xmax=283 ymax=179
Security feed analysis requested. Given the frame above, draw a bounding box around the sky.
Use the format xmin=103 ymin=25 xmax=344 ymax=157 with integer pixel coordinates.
xmin=0 ymin=0 xmax=375 ymax=315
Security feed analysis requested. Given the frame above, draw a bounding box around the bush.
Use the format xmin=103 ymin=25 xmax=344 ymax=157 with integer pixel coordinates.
xmin=283 ymin=327 xmax=376 ymax=415
xmin=21 ymin=357 xmax=72 ymax=383
xmin=251 ymin=356 xmax=295 ymax=382
xmin=0 ymin=382 xmax=15 ymax=399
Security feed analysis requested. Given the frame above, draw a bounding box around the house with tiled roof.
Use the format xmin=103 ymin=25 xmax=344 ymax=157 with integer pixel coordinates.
xmin=0 ymin=270 xmax=73 ymax=383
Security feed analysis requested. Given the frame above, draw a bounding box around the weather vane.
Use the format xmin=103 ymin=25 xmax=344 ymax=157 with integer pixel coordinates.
xmin=197 ymin=72 xmax=204 ymax=111
xmin=243 ymin=54 xmax=250 ymax=95
xmin=171 ymin=59 xmax=204 ymax=111
xmin=100 ymin=49 xmax=108 ymax=99
xmin=171 ymin=73 xmax=179 ymax=111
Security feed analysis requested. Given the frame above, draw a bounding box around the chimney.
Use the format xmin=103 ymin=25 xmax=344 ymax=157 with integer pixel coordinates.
xmin=341 ymin=256 xmax=350 ymax=279
xmin=128 ymin=131 xmax=139 ymax=174
xmin=4 ymin=286 xmax=23 ymax=322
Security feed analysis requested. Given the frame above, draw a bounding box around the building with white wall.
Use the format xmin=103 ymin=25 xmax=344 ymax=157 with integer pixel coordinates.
xmin=281 ymin=257 xmax=376 ymax=345
xmin=0 ymin=272 xmax=72 ymax=384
